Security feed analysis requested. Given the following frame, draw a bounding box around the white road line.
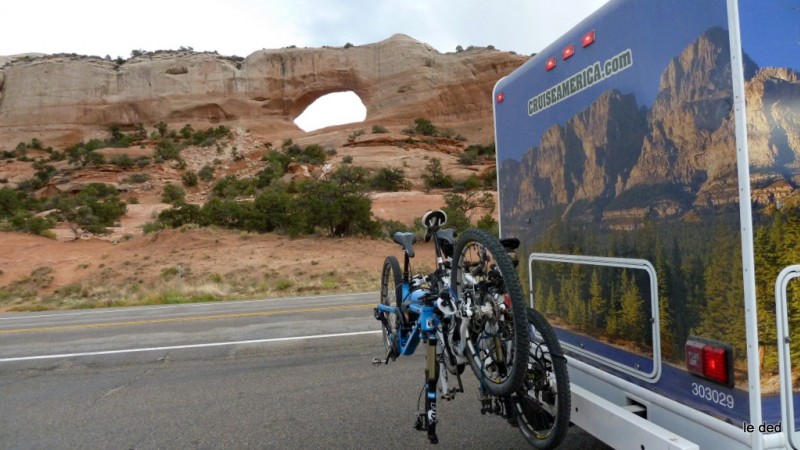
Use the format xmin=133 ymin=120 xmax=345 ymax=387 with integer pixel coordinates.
xmin=0 ymin=330 xmax=382 ymax=363
xmin=0 ymin=291 xmax=379 ymax=321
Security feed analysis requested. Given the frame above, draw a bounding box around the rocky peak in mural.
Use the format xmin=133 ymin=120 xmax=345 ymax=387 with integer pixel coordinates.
xmin=500 ymin=89 xmax=646 ymax=220
xmin=628 ymin=27 xmax=755 ymax=188
xmin=501 ymin=26 xmax=800 ymax=231
xmin=745 ymin=67 xmax=800 ymax=174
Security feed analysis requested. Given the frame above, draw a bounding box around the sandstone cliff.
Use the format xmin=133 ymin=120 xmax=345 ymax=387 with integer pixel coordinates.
xmin=0 ymin=35 xmax=527 ymax=146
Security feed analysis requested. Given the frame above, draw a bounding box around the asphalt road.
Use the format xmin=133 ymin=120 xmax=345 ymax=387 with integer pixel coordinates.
xmin=0 ymin=293 xmax=611 ymax=450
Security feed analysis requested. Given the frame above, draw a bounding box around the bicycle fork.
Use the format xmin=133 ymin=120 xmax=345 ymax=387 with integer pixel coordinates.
xmin=415 ymin=336 xmax=439 ymax=444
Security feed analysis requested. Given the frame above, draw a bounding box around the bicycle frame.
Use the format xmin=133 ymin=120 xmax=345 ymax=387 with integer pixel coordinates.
xmin=375 ymin=300 xmax=439 ymax=356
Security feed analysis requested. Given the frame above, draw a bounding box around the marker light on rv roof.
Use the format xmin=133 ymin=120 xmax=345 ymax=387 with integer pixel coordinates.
xmin=496 ymin=92 xmax=505 ymax=103
xmin=582 ymin=30 xmax=596 ymax=47
xmin=562 ymin=44 xmax=575 ymax=60
xmin=545 ymin=57 xmax=557 ymax=71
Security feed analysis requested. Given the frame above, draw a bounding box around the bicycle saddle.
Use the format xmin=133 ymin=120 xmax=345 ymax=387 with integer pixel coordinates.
xmin=393 ymin=232 xmax=418 ymax=258
xmin=500 ymin=237 xmax=520 ymax=251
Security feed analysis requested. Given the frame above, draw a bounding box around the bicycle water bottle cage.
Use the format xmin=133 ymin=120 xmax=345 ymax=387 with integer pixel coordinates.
xmin=422 ymin=210 xmax=447 ymax=243
xmin=393 ymin=232 xmax=418 ymax=258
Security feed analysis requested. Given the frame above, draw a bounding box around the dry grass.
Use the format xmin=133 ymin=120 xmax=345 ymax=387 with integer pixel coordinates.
xmin=2 ymin=264 xmax=381 ymax=312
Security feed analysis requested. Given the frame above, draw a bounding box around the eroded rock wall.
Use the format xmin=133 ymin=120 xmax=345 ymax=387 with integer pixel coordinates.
xmin=0 ymin=35 xmax=527 ymax=145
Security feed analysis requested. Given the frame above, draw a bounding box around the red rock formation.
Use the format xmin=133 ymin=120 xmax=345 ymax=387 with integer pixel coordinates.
xmin=0 ymin=35 xmax=527 ymax=146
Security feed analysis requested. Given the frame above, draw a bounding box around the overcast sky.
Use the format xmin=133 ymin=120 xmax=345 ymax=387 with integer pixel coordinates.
xmin=1 ymin=0 xmax=609 ymax=58
xmin=1 ymin=0 xmax=610 ymax=130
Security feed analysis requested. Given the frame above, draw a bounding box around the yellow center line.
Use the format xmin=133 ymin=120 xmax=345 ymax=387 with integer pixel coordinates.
xmin=0 ymin=303 xmax=375 ymax=335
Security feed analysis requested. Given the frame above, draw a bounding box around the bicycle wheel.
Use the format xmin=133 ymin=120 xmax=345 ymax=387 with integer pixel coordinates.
xmin=451 ymin=228 xmax=529 ymax=397
xmin=512 ymin=307 xmax=570 ymax=450
xmin=379 ymin=256 xmax=403 ymax=357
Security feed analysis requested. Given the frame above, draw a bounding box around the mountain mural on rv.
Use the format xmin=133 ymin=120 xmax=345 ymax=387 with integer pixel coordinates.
xmin=498 ymin=27 xmax=797 ymax=233
xmin=499 ymin=22 xmax=800 ymax=386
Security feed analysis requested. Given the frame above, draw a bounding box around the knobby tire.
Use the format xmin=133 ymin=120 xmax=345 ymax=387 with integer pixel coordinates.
xmin=512 ymin=307 xmax=570 ymax=449
xmin=452 ymin=228 xmax=529 ymax=397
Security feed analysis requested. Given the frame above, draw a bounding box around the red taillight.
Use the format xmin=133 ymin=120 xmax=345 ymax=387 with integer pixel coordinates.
xmin=504 ymin=294 xmax=511 ymax=309
xmin=545 ymin=57 xmax=557 ymax=71
xmin=496 ymin=92 xmax=505 ymax=103
xmin=582 ymin=30 xmax=596 ymax=47
xmin=562 ymin=44 xmax=575 ymax=60
xmin=685 ymin=339 xmax=733 ymax=386
xmin=704 ymin=346 xmax=728 ymax=385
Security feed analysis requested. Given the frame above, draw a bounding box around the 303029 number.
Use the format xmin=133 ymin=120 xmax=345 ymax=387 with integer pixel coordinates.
xmin=691 ymin=382 xmax=734 ymax=409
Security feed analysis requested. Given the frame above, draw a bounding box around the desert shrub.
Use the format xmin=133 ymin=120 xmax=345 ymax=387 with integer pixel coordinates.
xmin=198 ymin=165 xmax=215 ymax=182
xmin=247 ymin=188 xmax=298 ymax=234
xmin=371 ymin=125 xmax=388 ymax=134
xmin=379 ymin=219 xmax=413 ymax=239
xmin=211 ymin=175 xmax=255 ymax=199
xmin=452 ymin=175 xmax=482 ymax=192
xmin=342 ymin=155 xmax=353 ymax=164
xmin=182 ymin=170 xmax=199 ymax=187
xmin=421 ymin=158 xmax=453 ymax=190
xmin=459 ymin=143 xmax=495 ymax=165
xmin=330 ymin=165 xmax=370 ymax=187
xmin=480 ymin=168 xmax=497 ymax=189
xmin=44 ymin=183 xmax=127 ymax=237
xmin=441 ymin=191 xmax=495 ymax=233
xmin=155 ymin=140 xmax=181 ymax=161
xmin=110 ymin=154 xmax=135 ymax=169
xmin=125 ymin=173 xmax=150 ymax=184
xmin=156 ymin=203 xmax=206 ymax=228
xmin=299 ymin=144 xmax=326 ymax=164
xmin=295 ymin=180 xmax=379 ymax=237
xmin=161 ymin=183 xmax=186 ymax=205
xmin=371 ymin=167 xmax=409 ymax=192
xmin=348 ymin=130 xmax=366 ymax=141
xmin=8 ymin=213 xmax=56 ymax=236
xmin=66 ymin=142 xmax=105 ymax=167
xmin=201 ymin=198 xmax=251 ymax=228
xmin=458 ymin=151 xmax=477 ymax=165
xmin=412 ymin=117 xmax=438 ymax=137
xmin=476 ymin=213 xmax=498 ymax=235
xmin=180 ymin=124 xmax=194 ymax=139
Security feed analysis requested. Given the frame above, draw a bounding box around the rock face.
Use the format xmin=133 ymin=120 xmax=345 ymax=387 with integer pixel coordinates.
xmin=0 ymin=35 xmax=526 ymax=144
xmin=501 ymin=90 xmax=647 ymax=219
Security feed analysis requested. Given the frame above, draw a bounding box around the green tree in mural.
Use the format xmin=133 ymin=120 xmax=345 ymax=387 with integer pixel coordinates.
xmin=695 ymin=228 xmax=746 ymax=359
xmin=588 ymin=269 xmax=606 ymax=333
xmin=564 ymin=263 xmax=587 ymax=330
xmin=565 ymin=277 xmax=583 ymax=329
xmin=755 ymin=223 xmax=780 ymax=371
xmin=618 ymin=270 xmax=645 ymax=345
xmin=654 ymin=238 xmax=678 ymax=360
xmin=533 ymin=280 xmax=546 ymax=313
xmin=545 ymin=286 xmax=557 ymax=317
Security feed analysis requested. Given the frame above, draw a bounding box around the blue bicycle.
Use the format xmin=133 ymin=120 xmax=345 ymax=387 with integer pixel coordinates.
xmin=373 ymin=210 xmax=570 ymax=448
